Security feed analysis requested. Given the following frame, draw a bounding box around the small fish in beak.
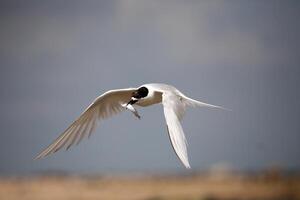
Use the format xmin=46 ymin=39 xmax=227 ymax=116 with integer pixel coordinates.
xmin=126 ymin=104 xmax=141 ymax=119
xmin=122 ymin=101 xmax=141 ymax=119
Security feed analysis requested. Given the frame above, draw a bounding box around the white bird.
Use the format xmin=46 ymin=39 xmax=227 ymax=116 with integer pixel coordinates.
xmin=35 ymin=83 xmax=225 ymax=168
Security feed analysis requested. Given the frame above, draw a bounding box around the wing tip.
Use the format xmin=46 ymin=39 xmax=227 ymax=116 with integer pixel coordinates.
xmin=34 ymin=153 xmax=44 ymax=160
xmin=181 ymin=157 xmax=191 ymax=169
xmin=34 ymin=148 xmax=54 ymax=160
xmin=184 ymin=163 xmax=191 ymax=169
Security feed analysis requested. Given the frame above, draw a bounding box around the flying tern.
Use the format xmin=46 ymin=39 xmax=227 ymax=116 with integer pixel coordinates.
xmin=35 ymin=83 xmax=225 ymax=168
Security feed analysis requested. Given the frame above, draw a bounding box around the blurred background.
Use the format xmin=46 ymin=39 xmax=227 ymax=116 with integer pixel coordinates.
xmin=0 ymin=1 xmax=300 ymax=199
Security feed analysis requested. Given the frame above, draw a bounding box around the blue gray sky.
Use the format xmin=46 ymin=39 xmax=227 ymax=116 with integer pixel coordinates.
xmin=0 ymin=0 xmax=300 ymax=175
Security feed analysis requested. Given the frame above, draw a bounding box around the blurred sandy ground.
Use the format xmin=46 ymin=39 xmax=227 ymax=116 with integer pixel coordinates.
xmin=1 ymin=168 xmax=299 ymax=200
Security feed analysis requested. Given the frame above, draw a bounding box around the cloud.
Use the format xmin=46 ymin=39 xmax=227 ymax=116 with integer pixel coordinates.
xmin=2 ymin=1 xmax=298 ymax=68
xmin=113 ymin=1 xmax=292 ymax=66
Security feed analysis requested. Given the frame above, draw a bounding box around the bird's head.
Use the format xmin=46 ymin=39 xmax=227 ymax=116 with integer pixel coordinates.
xmin=127 ymin=86 xmax=149 ymax=106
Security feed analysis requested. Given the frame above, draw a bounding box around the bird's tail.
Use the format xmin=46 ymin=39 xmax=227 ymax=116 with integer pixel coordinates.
xmin=183 ymin=96 xmax=231 ymax=111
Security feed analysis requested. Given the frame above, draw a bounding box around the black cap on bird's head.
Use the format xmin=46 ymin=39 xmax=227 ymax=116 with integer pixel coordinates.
xmin=127 ymin=86 xmax=149 ymax=106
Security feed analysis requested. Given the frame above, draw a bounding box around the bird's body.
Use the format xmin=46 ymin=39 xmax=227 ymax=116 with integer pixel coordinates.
xmin=35 ymin=83 xmax=225 ymax=168
xmin=135 ymin=89 xmax=162 ymax=107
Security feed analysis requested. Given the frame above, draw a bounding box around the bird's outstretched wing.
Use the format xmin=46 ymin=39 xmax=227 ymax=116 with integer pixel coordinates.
xmin=162 ymin=92 xmax=190 ymax=168
xmin=35 ymin=88 xmax=136 ymax=159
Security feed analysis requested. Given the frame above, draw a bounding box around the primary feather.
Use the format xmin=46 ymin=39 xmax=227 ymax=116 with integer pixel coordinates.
xmin=162 ymin=92 xmax=190 ymax=168
xmin=35 ymin=88 xmax=136 ymax=159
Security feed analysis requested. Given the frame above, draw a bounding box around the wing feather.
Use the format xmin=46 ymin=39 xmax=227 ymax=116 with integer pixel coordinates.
xmin=35 ymin=88 xmax=136 ymax=159
xmin=162 ymin=92 xmax=190 ymax=168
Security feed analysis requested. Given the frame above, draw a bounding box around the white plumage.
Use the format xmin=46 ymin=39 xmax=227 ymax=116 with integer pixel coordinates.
xmin=35 ymin=83 xmax=225 ymax=168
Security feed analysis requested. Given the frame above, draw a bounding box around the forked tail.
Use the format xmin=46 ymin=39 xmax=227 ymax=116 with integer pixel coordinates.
xmin=183 ymin=96 xmax=231 ymax=111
